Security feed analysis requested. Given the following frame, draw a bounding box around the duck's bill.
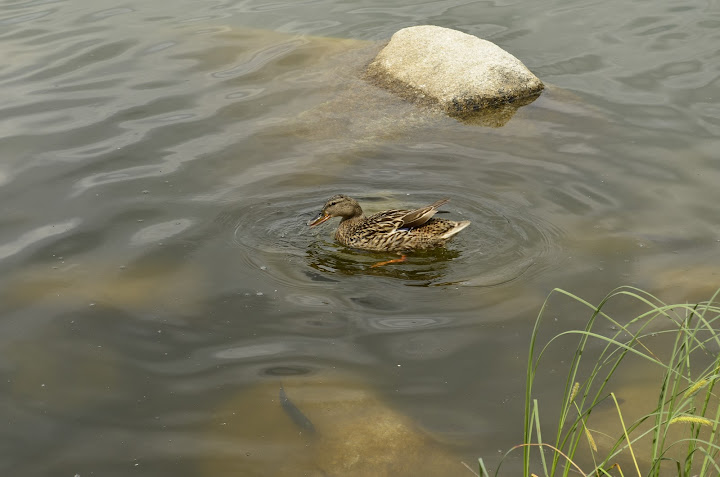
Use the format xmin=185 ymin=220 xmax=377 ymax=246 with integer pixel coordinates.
xmin=307 ymin=214 xmax=331 ymax=227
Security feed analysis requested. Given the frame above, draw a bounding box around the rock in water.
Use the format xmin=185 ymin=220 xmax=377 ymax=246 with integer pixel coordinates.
xmin=366 ymin=25 xmax=544 ymax=117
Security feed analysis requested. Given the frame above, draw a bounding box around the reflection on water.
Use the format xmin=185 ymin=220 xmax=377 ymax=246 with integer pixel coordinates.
xmin=305 ymin=241 xmax=460 ymax=282
xmin=1 ymin=0 xmax=719 ymax=474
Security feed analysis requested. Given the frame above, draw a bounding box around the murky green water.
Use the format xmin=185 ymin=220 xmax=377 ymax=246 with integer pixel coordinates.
xmin=1 ymin=0 xmax=719 ymax=475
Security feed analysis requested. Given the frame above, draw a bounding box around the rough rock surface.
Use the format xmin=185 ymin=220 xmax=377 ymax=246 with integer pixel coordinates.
xmin=202 ymin=374 xmax=465 ymax=476
xmin=366 ymin=25 xmax=544 ymax=116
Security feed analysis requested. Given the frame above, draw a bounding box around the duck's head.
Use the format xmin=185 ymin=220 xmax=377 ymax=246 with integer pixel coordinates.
xmin=307 ymin=194 xmax=362 ymax=226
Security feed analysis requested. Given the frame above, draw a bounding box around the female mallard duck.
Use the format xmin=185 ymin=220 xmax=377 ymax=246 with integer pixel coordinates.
xmin=307 ymin=195 xmax=470 ymax=255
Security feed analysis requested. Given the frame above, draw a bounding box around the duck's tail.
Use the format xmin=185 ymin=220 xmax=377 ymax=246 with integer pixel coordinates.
xmin=440 ymin=220 xmax=471 ymax=239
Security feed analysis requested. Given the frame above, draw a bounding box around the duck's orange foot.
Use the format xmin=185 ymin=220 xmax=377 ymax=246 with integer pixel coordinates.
xmin=370 ymin=254 xmax=407 ymax=268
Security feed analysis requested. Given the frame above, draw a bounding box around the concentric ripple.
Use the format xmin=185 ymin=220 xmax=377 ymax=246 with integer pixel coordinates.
xmin=441 ymin=189 xmax=566 ymax=287
xmin=227 ymin=187 xmax=565 ymax=287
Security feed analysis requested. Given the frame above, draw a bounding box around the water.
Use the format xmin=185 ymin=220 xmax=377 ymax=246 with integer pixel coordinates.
xmin=1 ymin=0 xmax=719 ymax=475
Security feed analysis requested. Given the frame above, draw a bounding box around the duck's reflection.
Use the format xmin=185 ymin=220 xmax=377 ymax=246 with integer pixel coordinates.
xmin=305 ymin=241 xmax=460 ymax=282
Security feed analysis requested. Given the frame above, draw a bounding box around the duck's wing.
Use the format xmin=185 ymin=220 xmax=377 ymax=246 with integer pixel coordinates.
xmin=362 ymin=209 xmax=408 ymax=233
xmin=400 ymin=198 xmax=450 ymax=228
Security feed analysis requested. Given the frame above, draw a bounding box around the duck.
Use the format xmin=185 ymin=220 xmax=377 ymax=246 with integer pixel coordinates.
xmin=307 ymin=195 xmax=470 ymax=264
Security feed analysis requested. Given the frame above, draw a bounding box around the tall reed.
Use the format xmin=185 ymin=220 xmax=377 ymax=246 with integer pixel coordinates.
xmin=480 ymin=286 xmax=720 ymax=477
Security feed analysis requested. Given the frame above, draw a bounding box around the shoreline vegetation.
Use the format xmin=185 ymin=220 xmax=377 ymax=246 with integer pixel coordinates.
xmin=477 ymin=286 xmax=720 ymax=477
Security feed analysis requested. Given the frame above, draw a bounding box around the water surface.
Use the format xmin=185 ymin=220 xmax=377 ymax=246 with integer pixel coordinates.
xmin=1 ymin=0 xmax=719 ymax=474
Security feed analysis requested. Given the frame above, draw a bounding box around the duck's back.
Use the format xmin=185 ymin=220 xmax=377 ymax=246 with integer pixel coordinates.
xmin=336 ymin=209 xmax=467 ymax=252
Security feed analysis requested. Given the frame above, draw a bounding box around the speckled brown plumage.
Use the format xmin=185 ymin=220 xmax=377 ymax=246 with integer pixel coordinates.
xmin=307 ymin=195 xmax=470 ymax=252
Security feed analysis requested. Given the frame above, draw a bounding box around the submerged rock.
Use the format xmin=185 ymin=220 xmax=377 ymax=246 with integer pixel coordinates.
xmin=366 ymin=25 xmax=544 ymax=118
xmin=202 ymin=374 xmax=464 ymax=476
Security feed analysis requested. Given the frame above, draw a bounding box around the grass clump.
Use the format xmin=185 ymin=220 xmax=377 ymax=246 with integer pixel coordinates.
xmin=480 ymin=286 xmax=720 ymax=477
